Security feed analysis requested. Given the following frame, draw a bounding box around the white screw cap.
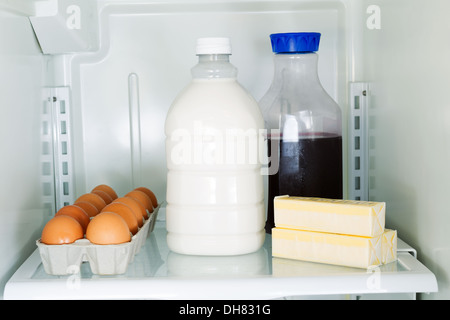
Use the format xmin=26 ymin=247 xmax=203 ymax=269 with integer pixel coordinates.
xmin=196 ymin=37 xmax=232 ymax=55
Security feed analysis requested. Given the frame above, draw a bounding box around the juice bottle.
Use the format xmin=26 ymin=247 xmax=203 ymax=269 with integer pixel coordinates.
xmin=260 ymin=32 xmax=343 ymax=233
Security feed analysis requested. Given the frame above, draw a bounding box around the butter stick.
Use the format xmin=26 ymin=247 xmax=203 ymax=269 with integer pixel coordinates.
xmin=272 ymin=227 xmax=382 ymax=269
xmin=274 ymin=196 xmax=386 ymax=237
xmin=382 ymin=229 xmax=397 ymax=264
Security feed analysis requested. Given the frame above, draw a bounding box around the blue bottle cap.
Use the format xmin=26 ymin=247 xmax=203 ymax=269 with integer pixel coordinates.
xmin=270 ymin=32 xmax=321 ymax=53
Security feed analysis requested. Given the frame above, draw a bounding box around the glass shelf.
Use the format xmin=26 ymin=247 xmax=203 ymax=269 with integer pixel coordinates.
xmin=4 ymin=212 xmax=437 ymax=300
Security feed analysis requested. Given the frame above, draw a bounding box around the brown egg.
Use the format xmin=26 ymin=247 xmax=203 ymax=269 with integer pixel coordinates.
xmin=75 ymin=193 xmax=107 ymax=212
xmin=86 ymin=211 xmax=131 ymax=245
xmin=41 ymin=215 xmax=84 ymax=245
xmin=55 ymin=205 xmax=90 ymax=233
xmin=74 ymin=201 xmax=99 ymax=217
xmin=113 ymin=197 xmax=145 ymax=227
xmin=125 ymin=190 xmax=153 ymax=216
xmin=101 ymin=202 xmax=139 ymax=235
xmin=92 ymin=189 xmax=113 ymax=205
xmin=91 ymin=184 xmax=118 ymax=200
xmin=134 ymin=187 xmax=158 ymax=208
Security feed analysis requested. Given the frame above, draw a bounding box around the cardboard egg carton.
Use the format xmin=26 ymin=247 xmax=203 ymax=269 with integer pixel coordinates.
xmin=36 ymin=205 xmax=160 ymax=275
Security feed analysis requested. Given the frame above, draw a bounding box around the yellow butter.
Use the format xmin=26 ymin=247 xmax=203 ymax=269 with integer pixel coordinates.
xmin=274 ymin=196 xmax=385 ymax=237
xmin=272 ymin=227 xmax=382 ymax=269
xmin=382 ymin=229 xmax=397 ymax=264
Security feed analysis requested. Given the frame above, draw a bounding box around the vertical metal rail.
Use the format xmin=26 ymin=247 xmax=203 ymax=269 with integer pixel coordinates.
xmin=348 ymin=82 xmax=370 ymax=201
xmin=41 ymin=91 xmax=56 ymax=216
xmin=44 ymin=87 xmax=75 ymax=211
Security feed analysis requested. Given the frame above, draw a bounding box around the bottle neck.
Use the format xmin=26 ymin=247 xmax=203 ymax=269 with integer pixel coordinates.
xmin=191 ymin=54 xmax=238 ymax=79
xmin=272 ymin=52 xmax=320 ymax=85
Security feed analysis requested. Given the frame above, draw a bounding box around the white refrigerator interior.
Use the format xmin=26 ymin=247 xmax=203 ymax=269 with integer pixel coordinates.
xmin=0 ymin=0 xmax=447 ymax=299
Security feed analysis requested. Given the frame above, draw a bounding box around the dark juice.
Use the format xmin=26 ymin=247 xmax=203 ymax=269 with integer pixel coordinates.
xmin=265 ymin=135 xmax=343 ymax=233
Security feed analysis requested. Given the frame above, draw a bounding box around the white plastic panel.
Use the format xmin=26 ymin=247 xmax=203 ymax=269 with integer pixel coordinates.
xmin=0 ymin=0 xmax=36 ymax=16
xmin=65 ymin=0 xmax=347 ymax=201
xmin=357 ymin=0 xmax=450 ymax=299
xmin=0 ymin=9 xmax=46 ymax=298
xmin=30 ymin=0 xmax=100 ymax=54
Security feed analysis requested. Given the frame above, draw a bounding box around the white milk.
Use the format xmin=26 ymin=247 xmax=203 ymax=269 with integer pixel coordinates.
xmin=165 ymin=38 xmax=265 ymax=255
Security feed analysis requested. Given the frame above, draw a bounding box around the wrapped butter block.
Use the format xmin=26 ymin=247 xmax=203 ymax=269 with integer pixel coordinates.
xmin=272 ymin=227 xmax=382 ymax=269
xmin=382 ymin=229 xmax=397 ymax=264
xmin=274 ymin=196 xmax=385 ymax=237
